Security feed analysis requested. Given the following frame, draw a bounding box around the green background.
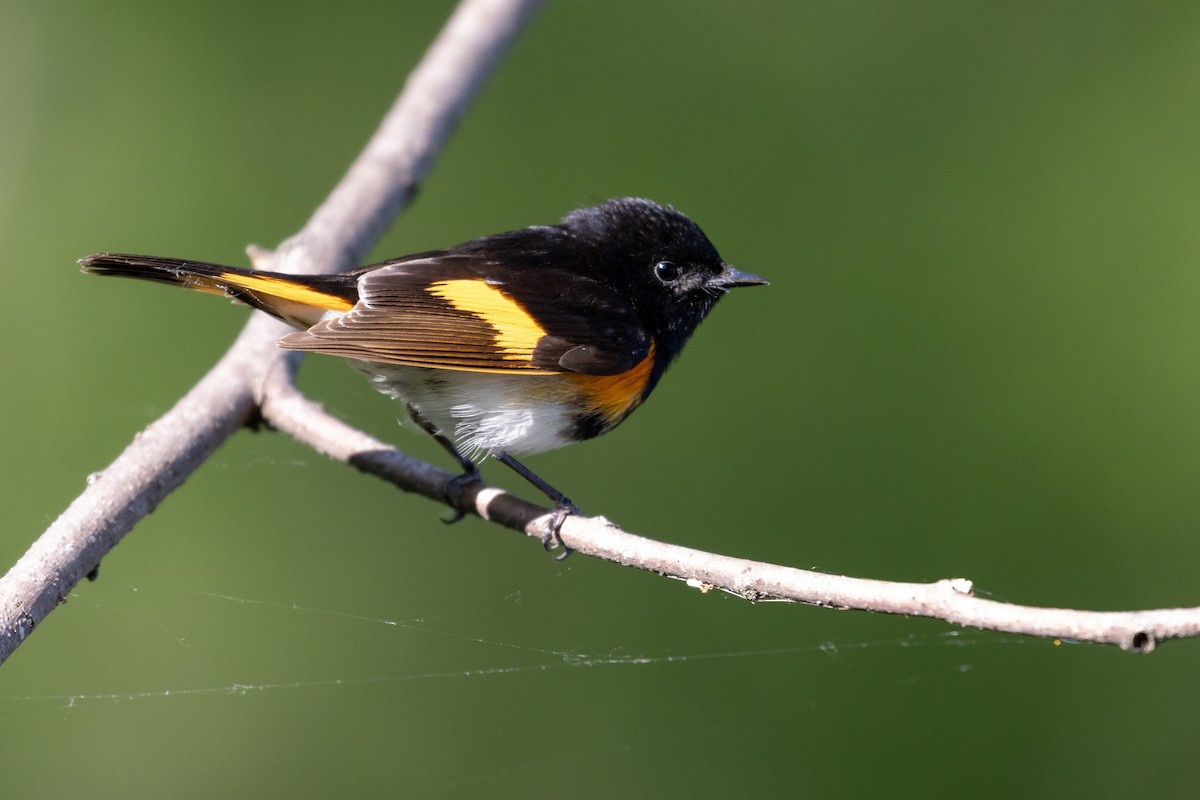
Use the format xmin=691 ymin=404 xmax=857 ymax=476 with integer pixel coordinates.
xmin=4 ymin=1 xmax=1200 ymax=796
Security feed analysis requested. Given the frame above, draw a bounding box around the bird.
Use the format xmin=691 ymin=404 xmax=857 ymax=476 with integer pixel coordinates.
xmin=80 ymin=197 xmax=767 ymax=553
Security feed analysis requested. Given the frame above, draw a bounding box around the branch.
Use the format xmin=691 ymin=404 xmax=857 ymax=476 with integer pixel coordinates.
xmin=269 ymin=0 xmax=541 ymax=278
xmin=266 ymin=370 xmax=1200 ymax=654
xmin=3 ymin=0 xmax=1197 ymax=667
xmin=0 ymin=0 xmax=542 ymax=666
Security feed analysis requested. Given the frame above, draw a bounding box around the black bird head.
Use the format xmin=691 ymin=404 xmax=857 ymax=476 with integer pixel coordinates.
xmin=562 ymin=197 xmax=767 ymax=358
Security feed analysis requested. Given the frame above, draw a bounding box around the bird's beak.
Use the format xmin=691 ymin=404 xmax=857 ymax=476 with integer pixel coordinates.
xmin=712 ymin=264 xmax=768 ymax=288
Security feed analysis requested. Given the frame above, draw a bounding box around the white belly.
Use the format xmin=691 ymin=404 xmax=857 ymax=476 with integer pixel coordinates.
xmin=351 ymin=362 xmax=580 ymax=458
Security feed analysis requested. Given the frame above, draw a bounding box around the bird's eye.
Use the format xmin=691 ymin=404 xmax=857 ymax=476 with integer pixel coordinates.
xmin=654 ymin=260 xmax=680 ymax=284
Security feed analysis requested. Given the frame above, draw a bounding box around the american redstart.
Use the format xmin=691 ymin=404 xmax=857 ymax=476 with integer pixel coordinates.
xmin=80 ymin=197 xmax=766 ymax=550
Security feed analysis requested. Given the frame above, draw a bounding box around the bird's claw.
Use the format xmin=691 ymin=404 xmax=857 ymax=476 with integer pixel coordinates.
xmin=441 ymin=467 xmax=483 ymax=525
xmin=540 ymin=498 xmax=579 ymax=560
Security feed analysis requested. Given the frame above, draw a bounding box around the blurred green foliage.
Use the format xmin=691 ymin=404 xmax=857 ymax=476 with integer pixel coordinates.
xmin=3 ymin=2 xmax=1200 ymax=797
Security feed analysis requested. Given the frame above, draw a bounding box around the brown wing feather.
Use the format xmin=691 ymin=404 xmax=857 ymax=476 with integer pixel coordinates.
xmin=277 ymin=257 xmax=651 ymax=375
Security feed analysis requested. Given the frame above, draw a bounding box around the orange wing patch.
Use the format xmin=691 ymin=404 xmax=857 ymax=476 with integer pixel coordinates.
xmin=568 ymin=342 xmax=656 ymax=423
xmin=426 ymin=279 xmax=548 ymax=362
xmin=216 ymin=272 xmax=355 ymax=312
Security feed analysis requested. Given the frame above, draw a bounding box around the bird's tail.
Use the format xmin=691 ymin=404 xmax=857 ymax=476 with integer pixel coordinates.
xmin=79 ymin=253 xmax=358 ymax=328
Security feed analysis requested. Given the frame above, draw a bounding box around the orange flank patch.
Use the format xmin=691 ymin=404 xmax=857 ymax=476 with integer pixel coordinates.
xmin=217 ymin=272 xmax=355 ymax=312
xmin=568 ymin=343 xmax=656 ymax=423
xmin=426 ymin=279 xmax=548 ymax=361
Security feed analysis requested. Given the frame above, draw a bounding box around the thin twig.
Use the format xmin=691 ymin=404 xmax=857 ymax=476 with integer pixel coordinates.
xmin=268 ymin=382 xmax=1200 ymax=654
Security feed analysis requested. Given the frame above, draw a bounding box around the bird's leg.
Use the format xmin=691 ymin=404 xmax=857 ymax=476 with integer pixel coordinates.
xmin=491 ymin=451 xmax=578 ymax=559
xmin=406 ymin=403 xmax=480 ymax=524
